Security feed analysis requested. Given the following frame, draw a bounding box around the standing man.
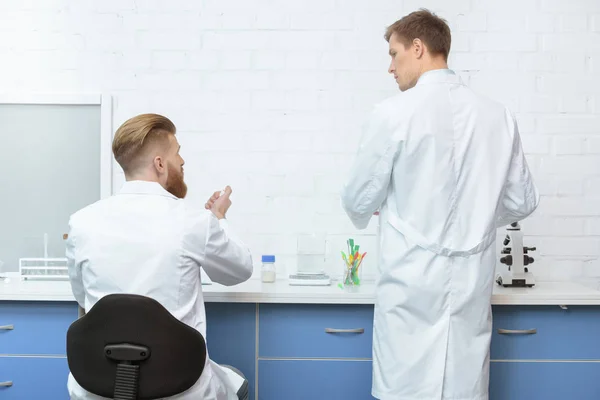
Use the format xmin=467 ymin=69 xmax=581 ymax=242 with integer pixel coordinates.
xmin=341 ymin=9 xmax=539 ymax=400
xmin=66 ymin=113 xmax=253 ymax=400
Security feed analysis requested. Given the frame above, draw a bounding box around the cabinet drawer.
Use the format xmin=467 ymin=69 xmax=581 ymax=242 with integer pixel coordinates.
xmin=206 ymin=303 xmax=256 ymax=400
xmin=490 ymin=361 xmax=600 ymax=400
xmin=0 ymin=301 xmax=78 ymax=355
xmin=0 ymin=356 xmax=70 ymax=400
xmin=258 ymin=359 xmax=375 ymax=399
xmin=491 ymin=305 xmax=600 ymax=360
xmin=259 ymin=304 xmax=373 ymax=358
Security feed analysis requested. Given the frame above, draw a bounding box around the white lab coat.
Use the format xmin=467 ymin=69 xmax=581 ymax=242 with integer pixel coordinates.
xmin=65 ymin=180 xmax=253 ymax=400
xmin=341 ymin=69 xmax=539 ymax=400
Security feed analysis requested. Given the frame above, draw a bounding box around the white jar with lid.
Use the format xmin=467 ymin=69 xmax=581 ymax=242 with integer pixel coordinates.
xmin=261 ymin=255 xmax=276 ymax=283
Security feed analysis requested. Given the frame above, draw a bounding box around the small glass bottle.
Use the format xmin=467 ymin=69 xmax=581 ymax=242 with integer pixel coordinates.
xmin=261 ymin=255 xmax=276 ymax=283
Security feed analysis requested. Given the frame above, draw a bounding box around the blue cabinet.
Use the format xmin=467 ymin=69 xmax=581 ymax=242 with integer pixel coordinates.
xmin=205 ymin=303 xmax=257 ymax=400
xmin=0 ymin=302 xmax=76 ymax=399
xmin=192 ymin=303 xmax=600 ymax=399
xmin=258 ymin=359 xmax=375 ymax=400
xmin=257 ymin=304 xmax=375 ymax=399
xmin=490 ymin=361 xmax=600 ymax=400
xmin=0 ymin=356 xmax=70 ymax=400
xmin=259 ymin=304 xmax=373 ymax=359
xmin=490 ymin=305 xmax=600 ymax=400
xmin=3 ymin=300 xmax=600 ymax=399
xmin=491 ymin=305 xmax=600 ymax=360
xmin=0 ymin=301 xmax=77 ymax=355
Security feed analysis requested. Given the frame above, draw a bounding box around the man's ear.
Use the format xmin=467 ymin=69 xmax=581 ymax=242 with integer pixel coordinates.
xmin=153 ymin=156 xmax=166 ymax=174
xmin=413 ymin=38 xmax=424 ymax=59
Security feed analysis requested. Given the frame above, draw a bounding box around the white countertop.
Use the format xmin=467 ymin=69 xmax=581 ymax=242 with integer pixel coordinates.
xmin=2 ymin=276 xmax=600 ymax=305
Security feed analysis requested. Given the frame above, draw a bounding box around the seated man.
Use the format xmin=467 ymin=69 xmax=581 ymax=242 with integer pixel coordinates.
xmin=65 ymin=113 xmax=253 ymax=400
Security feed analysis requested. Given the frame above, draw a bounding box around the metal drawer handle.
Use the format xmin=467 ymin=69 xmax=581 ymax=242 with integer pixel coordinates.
xmin=325 ymin=328 xmax=364 ymax=334
xmin=498 ymin=328 xmax=537 ymax=335
xmin=0 ymin=381 xmax=13 ymax=387
xmin=0 ymin=325 xmax=13 ymax=330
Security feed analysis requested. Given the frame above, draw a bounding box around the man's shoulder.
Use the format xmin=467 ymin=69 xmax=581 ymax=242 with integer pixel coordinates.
xmin=68 ymin=195 xmax=132 ymax=228
xmin=407 ymin=82 xmax=510 ymax=115
xmin=373 ymin=88 xmax=431 ymax=115
xmin=69 ymin=198 xmax=109 ymax=223
xmin=368 ymin=92 xmax=418 ymax=128
xmin=182 ymin=203 xmax=215 ymax=229
xmin=180 ymin=201 xmax=209 ymax=218
xmin=68 ymin=195 xmax=213 ymax=228
xmin=459 ymin=82 xmax=511 ymax=114
xmin=373 ymin=92 xmax=408 ymax=111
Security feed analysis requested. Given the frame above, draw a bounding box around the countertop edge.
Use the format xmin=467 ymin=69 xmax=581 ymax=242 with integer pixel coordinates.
xmin=4 ymin=293 xmax=600 ymax=306
xmin=491 ymin=295 xmax=600 ymax=306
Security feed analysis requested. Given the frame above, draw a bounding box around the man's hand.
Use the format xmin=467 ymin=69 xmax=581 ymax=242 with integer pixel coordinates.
xmin=205 ymin=186 xmax=233 ymax=220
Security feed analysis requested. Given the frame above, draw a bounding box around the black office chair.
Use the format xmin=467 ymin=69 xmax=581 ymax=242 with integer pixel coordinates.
xmin=66 ymin=293 xmax=206 ymax=400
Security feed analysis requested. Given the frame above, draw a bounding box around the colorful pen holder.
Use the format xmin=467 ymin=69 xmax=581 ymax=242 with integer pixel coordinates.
xmin=341 ymin=239 xmax=366 ymax=289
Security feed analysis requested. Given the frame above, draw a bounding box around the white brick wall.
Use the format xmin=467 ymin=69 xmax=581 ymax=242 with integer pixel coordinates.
xmin=2 ymin=0 xmax=599 ymax=281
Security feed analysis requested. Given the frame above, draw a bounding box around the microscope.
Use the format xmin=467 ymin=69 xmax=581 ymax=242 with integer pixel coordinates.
xmin=495 ymin=222 xmax=536 ymax=288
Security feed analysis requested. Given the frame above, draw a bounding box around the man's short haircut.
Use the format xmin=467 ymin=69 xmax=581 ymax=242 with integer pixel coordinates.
xmin=112 ymin=113 xmax=176 ymax=174
xmin=385 ymin=9 xmax=452 ymax=60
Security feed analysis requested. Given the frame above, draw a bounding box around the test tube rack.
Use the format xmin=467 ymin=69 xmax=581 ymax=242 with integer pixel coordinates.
xmin=19 ymin=258 xmax=69 ymax=281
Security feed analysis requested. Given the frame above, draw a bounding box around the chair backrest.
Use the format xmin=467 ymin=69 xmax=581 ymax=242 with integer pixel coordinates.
xmin=67 ymin=293 xmax=206 ymax=400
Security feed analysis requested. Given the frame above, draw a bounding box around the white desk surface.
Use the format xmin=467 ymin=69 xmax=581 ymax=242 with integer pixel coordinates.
xmin=2 ymin=275 xmax=600 ymax=305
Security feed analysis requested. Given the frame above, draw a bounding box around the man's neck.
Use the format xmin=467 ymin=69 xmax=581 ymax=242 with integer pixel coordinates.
xmin=421 ymin=60 xmax=449 ymax=75
xmin=125 ymin=172 xmax=159 ymax=183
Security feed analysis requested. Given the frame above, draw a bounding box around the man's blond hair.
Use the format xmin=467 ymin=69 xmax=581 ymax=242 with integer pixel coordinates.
xmin=112 ymin=113 xmax=176 ymax=174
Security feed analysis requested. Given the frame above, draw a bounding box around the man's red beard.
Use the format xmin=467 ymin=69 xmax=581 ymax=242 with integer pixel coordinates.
xmin=165 ymin=163 xmax=187 ymax=199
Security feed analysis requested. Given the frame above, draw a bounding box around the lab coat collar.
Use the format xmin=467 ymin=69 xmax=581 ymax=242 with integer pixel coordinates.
xmin=416 ymin=68 xmax=463 ymax=86
xmin=118 ymin=180 xmax=179 ymax=200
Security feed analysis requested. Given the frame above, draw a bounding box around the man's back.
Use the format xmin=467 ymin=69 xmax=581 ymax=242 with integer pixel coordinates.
xmin=68 ymin=183 xmax=204 ymax=329
xmin=66 ymin=180 xmax=253 ymax=400
xmin=341 ymin=69 xmax=539 ymax=400
xmin=381 ymin=69 xmax=533 ymax=254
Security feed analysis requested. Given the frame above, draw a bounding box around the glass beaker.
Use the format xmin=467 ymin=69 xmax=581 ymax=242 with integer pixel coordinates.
xmin=296 ymin=234 xmax=326 ymax=274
